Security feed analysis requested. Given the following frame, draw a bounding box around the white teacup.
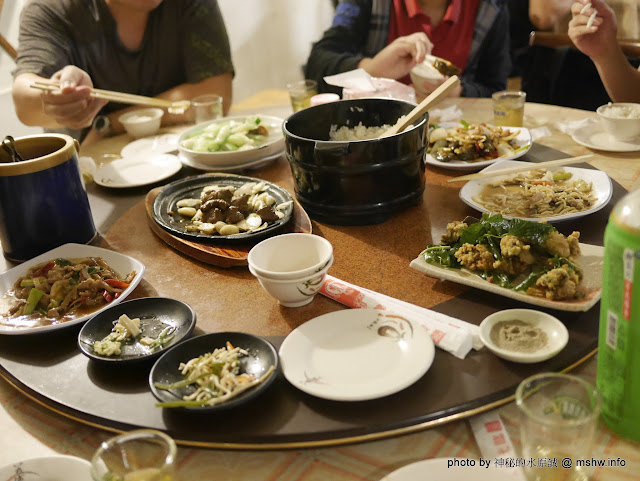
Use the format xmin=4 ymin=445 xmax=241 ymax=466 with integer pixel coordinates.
xmin=249 ymin=257 xmax=333 ymax=307
xmin=248 ymin=233 xmax=333 ymax=280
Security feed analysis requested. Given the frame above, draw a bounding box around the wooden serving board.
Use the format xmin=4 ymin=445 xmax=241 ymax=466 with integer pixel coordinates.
xmin=144 ymin=187 xmax=312 ymax=267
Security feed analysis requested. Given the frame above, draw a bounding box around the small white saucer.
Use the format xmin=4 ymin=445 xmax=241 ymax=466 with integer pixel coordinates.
xmin=479 ymin=309 xmax=569 ymax=364
xmin=0 ymin=455 xmax=91 ymax=481
xmin=279 ymin=309 xmax=435 ymax=401
xmin=571 ymin=122 xmax=640 ymax=152
xmin=94 ymin=153 xmax=182 ymax=188
xmin=120 ymin=133 xmax=179 ymax=158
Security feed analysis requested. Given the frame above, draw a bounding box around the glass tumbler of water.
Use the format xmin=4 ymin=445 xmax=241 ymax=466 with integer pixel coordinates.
xmin=516 ymin=373 xmax=602 ymax=481
xmin=91 ymin=429 xmax=177 ymax=481
xmin=191 ymin=94 xmax=223 ymax=124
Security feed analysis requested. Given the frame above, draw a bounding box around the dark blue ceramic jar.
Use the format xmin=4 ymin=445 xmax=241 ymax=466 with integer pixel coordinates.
xmin=0 ymin=134 xmax=96 ymax=262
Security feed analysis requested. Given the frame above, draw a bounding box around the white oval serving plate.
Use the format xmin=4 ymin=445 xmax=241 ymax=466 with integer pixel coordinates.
xmin=279 ymin=308 xmax=435 ymax=401
xmin=178 ymin=115 xmax=285 ymax=167
xmin=459 ymin=160 xmax=613 ymax=222
xmin=0 ymin=244 xmax=145 ymax=335
xmin=425 ymin=122 xmax=532 ymax=171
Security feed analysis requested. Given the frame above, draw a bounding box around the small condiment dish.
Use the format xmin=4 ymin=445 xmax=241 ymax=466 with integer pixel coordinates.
xmin=119 ymin=108 xmax=164 ymax=138
xmin=247 ymin=233 xmax=333 ymax=280
xmin=249 ymin=257 xmax=333 ymax=307
xmin=479 ymin=308 xmax=568 ymax=364
xmin=78 ymin=297 xmax=196 ymax=365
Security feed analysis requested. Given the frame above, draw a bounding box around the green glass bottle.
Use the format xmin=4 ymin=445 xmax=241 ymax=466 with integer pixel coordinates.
xmin=598 ymin=188 xmax=640 ymax=441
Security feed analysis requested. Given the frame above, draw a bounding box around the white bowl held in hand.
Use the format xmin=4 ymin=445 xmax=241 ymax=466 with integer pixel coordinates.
xmin=249 ymin=258 xmax=333 ymax=307
xmin=596 ymin=102 xmax=640 ymax=141
xmin=119 ymin=108 xmax=164 ymax=138
xmin=479 ymin=308 xmax=568 ymax=363
xmin=248 ymin=233 xmax=333 ymax=280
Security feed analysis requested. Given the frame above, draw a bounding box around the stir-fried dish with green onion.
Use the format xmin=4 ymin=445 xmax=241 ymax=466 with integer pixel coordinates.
xmin=418 ymin=214 xmax=584 ymax=301
xmin=428 ymin=121 xmax=527 ymax=162
xmin=1 ymin=257 xmax=136 ymax=328
xmin=154 ymin=341 xmax=275 ymax=408
xmin=181 ymin=116 xmax=269 ymax=153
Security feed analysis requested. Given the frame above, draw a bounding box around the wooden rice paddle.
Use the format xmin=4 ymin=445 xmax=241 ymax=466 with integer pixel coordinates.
xmin=381 ymin=75 xmax=461 ymax=137
xmin=446 ymin=154 xmax=595 ymax=183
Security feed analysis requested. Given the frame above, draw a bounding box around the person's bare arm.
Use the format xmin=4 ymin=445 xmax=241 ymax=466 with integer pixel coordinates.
xmin=80 ymin=72 xmax=234 ymax=145
xmin=13 ymin=67 xmax=106 ymax=129
xmin=529 ymin=0 xmax=574 ymax=30
xmin=568 ymin=0 xmax=640 ymax=102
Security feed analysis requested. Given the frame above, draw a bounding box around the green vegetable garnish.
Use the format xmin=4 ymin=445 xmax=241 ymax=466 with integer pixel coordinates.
xmin=553 ymin=172 xmax=572 ymax=181
xmin=23 ymin=288 xmax=44 ymax=315
xmin=460 ymin=119 xmax=470 ymax=129
xmin=55 ymin=258 xmax=72 ymax=266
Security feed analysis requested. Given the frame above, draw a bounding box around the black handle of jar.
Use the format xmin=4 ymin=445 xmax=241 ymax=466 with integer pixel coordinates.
xmin=314 ymin=141 xmax=350 ymax=154
xmin=2 ymin=136 xmax=25 ymax=163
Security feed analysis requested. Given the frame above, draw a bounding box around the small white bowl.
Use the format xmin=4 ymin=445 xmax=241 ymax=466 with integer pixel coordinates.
xmin=249 ymin=258 xmax=333 ymax=307
xmin=479 ymin=309 xmax=568 ymax=363
xmin=119 ymin=108 xmax=164 ymax=138
xmin=248 ymin=233 xmax=333 ymax=280
xmin=596 ymin=102 xmax=640 ymax=141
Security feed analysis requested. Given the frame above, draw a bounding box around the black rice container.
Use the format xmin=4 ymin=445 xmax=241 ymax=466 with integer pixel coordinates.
xmin=283 ymin=98 xmax=428 ymax=225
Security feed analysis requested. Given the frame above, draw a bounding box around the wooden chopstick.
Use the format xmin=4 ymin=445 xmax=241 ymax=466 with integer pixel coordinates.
xmin=446 ymin=154 xmax=594 ymax=183
xmin=30 ymin=80 xmax=188 ymax=110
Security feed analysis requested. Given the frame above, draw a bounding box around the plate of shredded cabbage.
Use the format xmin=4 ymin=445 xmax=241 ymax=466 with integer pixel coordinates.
xmin=178 ymin=115 xmax=285 ymax=168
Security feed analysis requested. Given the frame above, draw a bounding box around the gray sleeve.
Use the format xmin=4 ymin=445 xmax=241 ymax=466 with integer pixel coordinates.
xmin=13 ymin=1 xmax=73 ymax=79
xmin=180 ymin=0 xmax=235 ymax=82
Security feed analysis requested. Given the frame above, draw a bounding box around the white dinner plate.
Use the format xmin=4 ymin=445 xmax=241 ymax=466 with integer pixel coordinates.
xmin=178 ymin=114 xmax=285 ymax=167
xmin=410 ymin=243 xmax=603 ymax=312
xmin=279 ymin=308 xmax=435 ymax=401
xmin=571 ymin=121 xmax=640 ymax=152
xmin=425 ymin=122 xmax=532 ymax=171
xmin=0 ymin=244 xmax=145 ymax=335
xmin=120 ymin=133 xmax=179 ymax=158
xmin=459 ymin=160 xmax=613 ymax=222
xmin=381 ymin=457 xmax=516 ymax=481
xmin=0 ymin=455 xmax=91 ymax=481
xmin=94 ymin=153 xmax=182 ymax=188
xmin=178 ymin=149 xmax=283 ymax=172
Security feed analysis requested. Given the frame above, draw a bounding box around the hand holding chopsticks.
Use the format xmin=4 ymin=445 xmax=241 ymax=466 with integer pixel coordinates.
xmin=446 ymin=154 xmax=595 ymax=183
xmin=30 ymin=79 xmax=191 ymax=113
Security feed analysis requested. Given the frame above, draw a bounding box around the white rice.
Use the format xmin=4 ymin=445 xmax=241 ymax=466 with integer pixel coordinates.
xmin=329 ymin=122 xmax=391 ymax=141
xmin=601 ymin=104 xmax=640 ymax=119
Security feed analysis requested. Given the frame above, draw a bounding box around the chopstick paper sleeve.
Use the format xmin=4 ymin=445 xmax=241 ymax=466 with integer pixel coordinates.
xmin=320 ymin=275 xmax=478 ymax=359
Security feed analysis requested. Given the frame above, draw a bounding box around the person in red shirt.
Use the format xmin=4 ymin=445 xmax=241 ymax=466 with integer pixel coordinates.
xmin=306 ymin=0 xmax=511 ymax=98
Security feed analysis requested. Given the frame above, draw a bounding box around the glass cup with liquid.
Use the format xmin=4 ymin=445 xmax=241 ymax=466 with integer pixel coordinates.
xmin=191 ymin=94 xmax=223 ymax=124
xmin=492 ymin=90 xmax=526 ymax=127
xmin=287 ymin=79 xmax=318 ymax=112
xmin=516 ymin=373 xmax=602 ymax=481
xmin=91 ymin=429 xmax=177 ymax=481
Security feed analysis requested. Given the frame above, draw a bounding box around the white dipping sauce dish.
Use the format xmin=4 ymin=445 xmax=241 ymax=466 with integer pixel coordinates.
xmin=119 ymin=108 xmax=164 ymax=138
xmin=479 ymin=308 xmax=569 ymax=364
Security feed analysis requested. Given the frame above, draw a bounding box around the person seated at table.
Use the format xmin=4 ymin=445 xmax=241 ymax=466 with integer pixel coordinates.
xmin=508 ymin=0 xmax=637 ymax=111
xmin=304 ymin=0 xmax=511 ymax=99
xmin=568 ymin=0 xmax=640 ymax=103
xmin=11 ymin=0 xmax=234 ymax=142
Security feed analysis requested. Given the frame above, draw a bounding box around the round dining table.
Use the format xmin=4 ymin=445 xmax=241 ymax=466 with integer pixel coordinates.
xmin=1 ymin=91 xmax=639 ymax=480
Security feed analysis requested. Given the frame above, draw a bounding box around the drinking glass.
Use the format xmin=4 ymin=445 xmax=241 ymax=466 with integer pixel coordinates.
xmin=516 ymin=373 xmax=602 ymax=481
xmin=191 ymin=94 xmax=223 ymax=124
xmin=286 ymin=79 xmax=318 ymax=112
xmin=493 ymin=90 xmax=526 ymax=127
xmin=91 ymin=429 xmax=177 ymax=481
